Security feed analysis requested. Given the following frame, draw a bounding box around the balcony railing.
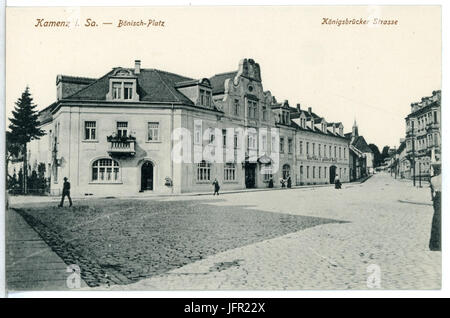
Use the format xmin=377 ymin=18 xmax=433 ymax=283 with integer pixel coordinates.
xmin=107 ymin=135 xmax=136 ymax=156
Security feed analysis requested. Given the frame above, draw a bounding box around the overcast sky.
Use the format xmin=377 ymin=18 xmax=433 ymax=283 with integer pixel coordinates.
xmin=6 ymin=6 xmax=441 ymax=149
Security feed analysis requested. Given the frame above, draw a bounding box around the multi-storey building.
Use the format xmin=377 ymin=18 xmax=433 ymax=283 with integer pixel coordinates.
xmin=404 ymin=90 xmax=441 ymax=178
xmin=345 ymin=121 xmax=374 ymax=180
xmin=25 ymin=58 xmax=350 ymax=196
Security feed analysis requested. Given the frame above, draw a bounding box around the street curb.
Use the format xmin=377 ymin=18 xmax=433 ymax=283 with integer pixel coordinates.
xmin=9 ymin=175 xmax=374 ymax=203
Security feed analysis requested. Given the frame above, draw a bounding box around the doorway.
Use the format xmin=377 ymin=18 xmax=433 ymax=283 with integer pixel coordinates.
xmin=329 ymin=165 xmax=337 ymax=184
xmin=245 ymin=163 xmax=256 ymax=188
xmin=141 ymin=161 xmax=154 ymax=191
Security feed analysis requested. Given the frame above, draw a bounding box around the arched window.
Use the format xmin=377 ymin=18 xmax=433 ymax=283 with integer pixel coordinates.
xmin=282 ymin=164 xmax=290 ymax=179
xmin=92 ymin=158 xmax=120 ymax=182
xmin=197 ymin=160 xmax=211 ymax=182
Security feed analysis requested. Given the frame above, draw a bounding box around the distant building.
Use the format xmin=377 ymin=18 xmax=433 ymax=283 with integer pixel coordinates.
xmin=404 ymin=90 xmax=441 ymax=179
xmin=345 ymin=121 xmax=374 ymax=180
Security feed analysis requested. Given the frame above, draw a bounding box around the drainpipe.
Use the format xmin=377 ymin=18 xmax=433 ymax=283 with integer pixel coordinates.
xmin=170 ymin=103 xmax=174 ymax=194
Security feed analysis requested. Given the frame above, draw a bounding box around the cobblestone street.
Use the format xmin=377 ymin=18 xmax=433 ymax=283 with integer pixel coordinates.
xmin=8 ymin=172 xmax=441 ymax=291
xmin=108 ymin=172 xmax=441 ymax=290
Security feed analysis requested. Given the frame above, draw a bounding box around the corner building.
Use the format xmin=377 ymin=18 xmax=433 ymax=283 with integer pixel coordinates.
xmin=27 ymin=59 xmax=350 ymax=196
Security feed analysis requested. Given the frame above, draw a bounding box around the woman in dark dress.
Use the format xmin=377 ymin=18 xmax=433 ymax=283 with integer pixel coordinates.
xmin=429 ymin=163 xmax=441 ymax=251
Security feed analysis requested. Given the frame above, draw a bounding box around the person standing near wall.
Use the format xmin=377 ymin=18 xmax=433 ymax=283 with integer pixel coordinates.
xmin=429 ymin=162 xmax=441 ymax=251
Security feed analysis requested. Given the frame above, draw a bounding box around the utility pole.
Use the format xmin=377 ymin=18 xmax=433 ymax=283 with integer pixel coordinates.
xmin=419 ymin=162 xmax=422 ymax=187
xmin=412 ymin=120 xmax=416 ymax=186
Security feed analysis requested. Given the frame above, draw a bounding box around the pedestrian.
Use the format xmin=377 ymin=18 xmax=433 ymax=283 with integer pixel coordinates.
xmin=334 ymin=174 xmax=341 ymax=189
xmin=268 ymin=177 xmax=274 ymax=188
xmin=280 ymin=178 xmax=286 ymax=188
xmin=287 ymin=176 xmax=292 ymax=188
xmin=212 ymin=178 xmax=220 ymax=196
xmin=429 ymin=162 xmax=441 ymax=251
xmin=58 ymin=177 xmax=73 ymax=207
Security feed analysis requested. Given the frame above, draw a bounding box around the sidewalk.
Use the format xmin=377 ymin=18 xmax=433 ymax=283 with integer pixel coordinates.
xmin=6 ymin=208 xmax=88 ymax=292
xmin=9 ymin=176 xmax=372 ymax=206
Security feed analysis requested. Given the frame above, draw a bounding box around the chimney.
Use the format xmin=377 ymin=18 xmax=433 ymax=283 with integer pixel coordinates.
xmin=296 ymin=103 xmax=301 ymax=112
xmin=134 ymin=60 xmax=141 ymax=74
xmin=308 ymin=107 xmax=312 ymax=115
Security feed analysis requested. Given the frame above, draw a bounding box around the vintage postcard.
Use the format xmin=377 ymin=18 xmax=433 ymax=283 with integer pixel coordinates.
xmin=3 ymin=5 xmax=442 ymax=295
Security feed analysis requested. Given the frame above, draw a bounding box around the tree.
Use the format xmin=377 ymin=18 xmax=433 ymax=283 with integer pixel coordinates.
xmin=8 ymin=87 xmax=45 ymax=194
xmin=368 ymin=143 xmax=382 ymax=167
xmin=379 ymin=145 xmax=390 ymax=163
xmin=5 ymin=131 xmax=22 ymax=182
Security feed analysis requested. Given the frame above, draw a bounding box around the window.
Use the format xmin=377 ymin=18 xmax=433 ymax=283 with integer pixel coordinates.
xmin=344 ymin=147 xmax=347 ymax=159
xmin=324 ymin=145 xmax=327 ymax=157
xmin=334 ymin=146 xmax=337 ymax=158
xmin=329 ymin=145 xmax=332 ymax=157
xmin=339 ymin=147 xmax=342 ymax=159
xmin=299 ymin=141 xmax=303 ymax=154
xmin=288 ymin=138 xmax=293 ymax=154
xmin=117 ymin=122 xmax=128 ymax=138
xmin=280 ymin=137 xmax=285 ymax=153
xmin=209 ymin=129 xmax=215 ymax=144
xmin=222 ymin=129 xmax=227 ymax=148
xmin=312 ymin=143 xmax=315 ymax=155
xmin=263 ymin=164 xmax=273 ymax=181
xmin=92 ymin=158 xmax=120 ymax=182
xmin=234 ymin=99 xmax=240 ymax=116
xmin=319 ymin=167 xmax=321 ymax=178
xmin=84 ymin=121 xmax=96 ymax=140
xmin=234 ymin=133 xmax=239 ymax=149
xmin=324 ymin=168 xmax=327 ymax=179
xmin=112 ymin=82 xmax=121 ymax=99
xmin=248 ymin=132 xmax=257 ymax=150
xmin=124 ymin=82 xmax=133 ymax=100
xmin=248 ymin=100 xmax=258 ymax=119
xmin=261 ymin=135 xmax=267 ymax=152
xmin=313 ymin=166 xmax=316 ymax=179
xmin=271 ymin=136 xmax=277 ymax=152
xmin=434 ymin=111 xmax=438 ymax=123
xmin=306 ymin=166 xmax=310 ymax=179
xmin=300 ymin=165 xmax=303 ymax=176
xmin=148 ymin=122 xmax=159 ymax=141
xmin=318 ymin=143 xmax=321 ymax=157
xmin=197 ymin=160 xmax=211 ymax=181
xmin=262 ymin=105 xmax=268 ymax=121
xmin=224 ymin=163 xmax=236 ymax=181
xmin=306 ymin=142 xmax=310 ymax=155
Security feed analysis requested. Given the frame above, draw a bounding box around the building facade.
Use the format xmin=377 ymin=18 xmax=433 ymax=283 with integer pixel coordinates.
xmin=345 ymin=121 xmax=374 ymax=180
xmin=404 ymin=90 xmax=441 ymax=179
xmin=26 ymin=59 xmax=350 ymax=196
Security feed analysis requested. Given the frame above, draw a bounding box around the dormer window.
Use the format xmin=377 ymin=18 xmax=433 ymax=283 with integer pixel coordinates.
xmin=112 ymin=82 xmax=122 ymax=99
xmin=199 ymin=89 xmax=211 ymax=107
xmin=107 ymin=68 xmax=139 ymax=102
xmin=124 ymin=82 xmax=133 ymax=100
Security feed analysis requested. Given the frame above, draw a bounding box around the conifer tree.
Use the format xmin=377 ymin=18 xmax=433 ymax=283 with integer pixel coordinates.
xmin=8 ymin=87 xmax=45 ymax=193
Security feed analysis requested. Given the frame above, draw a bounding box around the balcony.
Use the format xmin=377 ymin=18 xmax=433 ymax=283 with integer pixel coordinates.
xmin=107 ymin=135 xmax=136 ymax=156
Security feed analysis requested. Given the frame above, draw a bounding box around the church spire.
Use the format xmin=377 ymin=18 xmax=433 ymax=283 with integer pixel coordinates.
xmin=352 ymin=119 xmax=359 ymax=137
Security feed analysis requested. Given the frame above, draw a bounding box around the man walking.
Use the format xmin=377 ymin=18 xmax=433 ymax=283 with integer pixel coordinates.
xmin=212 ymin=178 xmax=220 ymax=196
xmin=58 ymin=177 xmax=73 ymax=207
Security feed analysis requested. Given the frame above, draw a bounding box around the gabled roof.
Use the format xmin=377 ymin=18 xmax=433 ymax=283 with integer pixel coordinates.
xmin=209 ymin=71 xmax=237 ymax=95
xmin=351 ymin=135 xmax=373 ymax=153
xmin=66 ymin=68 xmax=195 ymax=105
